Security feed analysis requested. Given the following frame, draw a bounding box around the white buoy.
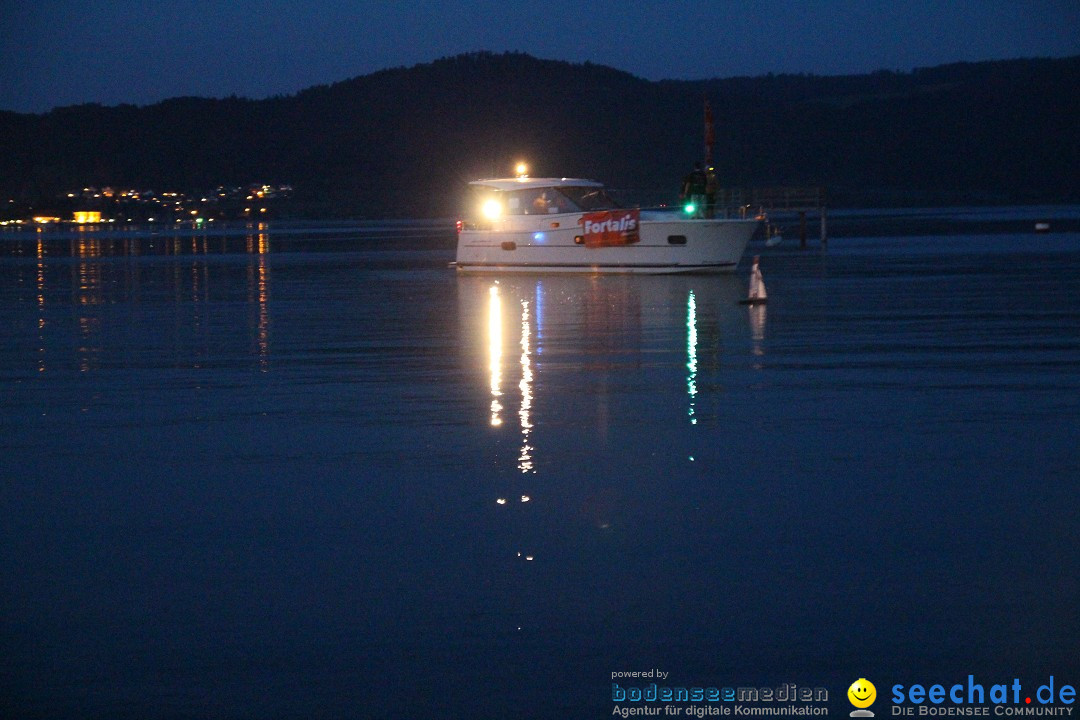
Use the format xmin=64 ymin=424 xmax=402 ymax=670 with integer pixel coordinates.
xmin=739 ymin=256 xmax=768 ymax=305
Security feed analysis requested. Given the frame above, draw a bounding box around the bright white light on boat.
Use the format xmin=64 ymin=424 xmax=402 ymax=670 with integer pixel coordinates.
xmin=481 ymin=199 xmax=502 ymax=220
xmin=515 ymin=162 xmax=528 ymax=178
xmin=521 ymin=495 xmax=530 ymax=502
xmin=496 ymin=498 xmax=507 ymax=505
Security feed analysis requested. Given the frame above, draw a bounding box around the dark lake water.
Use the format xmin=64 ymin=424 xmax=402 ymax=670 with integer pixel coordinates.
xmin=1 ymin=219 xmax=1078 ymax=718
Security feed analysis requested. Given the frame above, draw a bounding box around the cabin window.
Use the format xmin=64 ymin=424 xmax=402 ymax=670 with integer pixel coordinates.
xmin=510 ymin=188 xmax=576 ymax=215
xmin=463 ymin=184 xmax=634 ymax=223
xmin=555 ymin=185 xmax=624 ymax=211
xmin=464 ymin=184 xmax=626 ymax=220
xmin=667 ymin=235 xmax=687 ymax=245
xmin=501 ymin=241 xmax=517 ymax=251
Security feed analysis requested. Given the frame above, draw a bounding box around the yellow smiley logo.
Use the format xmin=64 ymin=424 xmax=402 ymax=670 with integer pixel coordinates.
xmin=848 ymin=678 xmax=877 ymax=709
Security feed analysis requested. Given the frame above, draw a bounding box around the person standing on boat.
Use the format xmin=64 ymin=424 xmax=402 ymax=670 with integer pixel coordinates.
xmin=680 ymin=163 xmax=708 ymax=218
xmin=705 ymin=165 xmax=718 ymax=218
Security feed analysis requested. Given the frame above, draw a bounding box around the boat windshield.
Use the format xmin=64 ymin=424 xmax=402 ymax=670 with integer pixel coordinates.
xmin=465 ymin=184 xmax=624 ymax=219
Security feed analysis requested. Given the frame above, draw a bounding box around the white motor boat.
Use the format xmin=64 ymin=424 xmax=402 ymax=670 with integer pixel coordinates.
xmin=454 ymin=176 xmax=759 ymax=274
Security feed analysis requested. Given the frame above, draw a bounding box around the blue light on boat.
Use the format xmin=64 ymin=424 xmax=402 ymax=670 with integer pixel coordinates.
xmin=533 ymin=232 xmax=545 ymax=243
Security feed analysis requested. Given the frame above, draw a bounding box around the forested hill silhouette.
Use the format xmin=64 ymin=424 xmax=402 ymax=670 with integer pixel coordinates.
xmin=2 ymin=51 xmax=1077 ymax=217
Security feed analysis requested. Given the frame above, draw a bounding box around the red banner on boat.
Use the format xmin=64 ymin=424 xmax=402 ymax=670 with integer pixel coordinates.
xmin=580 ymin=209 xmax=640 ymax=248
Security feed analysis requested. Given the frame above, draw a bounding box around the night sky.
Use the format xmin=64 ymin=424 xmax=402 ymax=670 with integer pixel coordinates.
xmin=2 ymin=0 xmax=1078 ymax=114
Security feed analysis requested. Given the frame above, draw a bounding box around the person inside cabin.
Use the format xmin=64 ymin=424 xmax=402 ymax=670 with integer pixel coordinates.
xmin=529 ymin=190 xmax=569 ymax=214
xmin=532 ymin=191 xmax=550 ymax=214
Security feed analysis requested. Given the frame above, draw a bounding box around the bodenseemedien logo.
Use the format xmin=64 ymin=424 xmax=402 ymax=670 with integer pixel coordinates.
xmin=849 ymin=678 xmax=877 ymax=717
xmin=609 ymin=676 xmax=830 ymax=717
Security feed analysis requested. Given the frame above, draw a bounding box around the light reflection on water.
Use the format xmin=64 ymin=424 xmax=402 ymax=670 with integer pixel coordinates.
xmin=488 ymin=285 xmax=503 ymax=427
xmin=687 ymin=289 xmax=698 ymax=424
xmin=517 ymin=296 xmax=534 ymax=474
xmin=458 ymin=272 xmax=752 ymax=479
xmin=0 ymin=224 xmax=1079 ymax=718
xmin=480 ymin=278 xmax=749 ymax=473
xmin=253 ymin=227 xmax=271 ymax=371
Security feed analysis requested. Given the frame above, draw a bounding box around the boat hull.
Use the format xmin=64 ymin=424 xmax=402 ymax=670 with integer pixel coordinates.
xmin=455 ymin=214 xmax=759 ymax=274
